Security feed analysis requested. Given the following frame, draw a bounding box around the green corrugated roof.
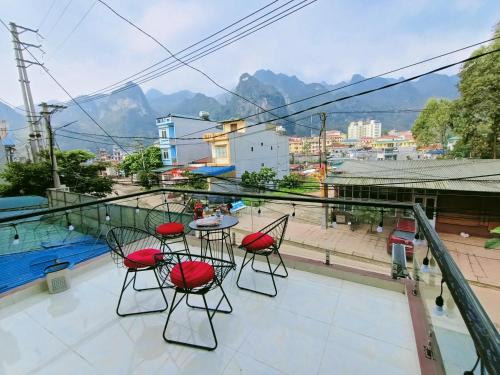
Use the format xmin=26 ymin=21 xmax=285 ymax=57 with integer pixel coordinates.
xmin=326 ymin=159 xmax=500 ymax=192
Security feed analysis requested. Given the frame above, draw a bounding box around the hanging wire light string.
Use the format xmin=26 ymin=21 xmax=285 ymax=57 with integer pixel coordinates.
xmin=135 ymin=197 xmax=140 ymax=214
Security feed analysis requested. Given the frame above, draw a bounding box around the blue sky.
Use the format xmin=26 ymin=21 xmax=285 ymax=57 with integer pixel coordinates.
xmin=0 ymin=0 xmax=498 ymax=106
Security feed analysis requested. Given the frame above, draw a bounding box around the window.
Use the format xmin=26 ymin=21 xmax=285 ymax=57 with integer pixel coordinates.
xmin=261 ymin=142 xmax=263 ymax=146
xmin=261 ymin=163 xmax=265 ymax=167
xmin=271 ymin=146 xmax=273 ymax=150
xmin=161 ymin=129 xmax=167 ymax=139
xmin=214 ymin=145 xmax=227 ymax=159
xmin=162 ymin=150 xmax=169 ymax=160
xmin=251 ymin=146 xmax=254 ymax=152
xmin=230 ymin=123 xmax=238 ymax=132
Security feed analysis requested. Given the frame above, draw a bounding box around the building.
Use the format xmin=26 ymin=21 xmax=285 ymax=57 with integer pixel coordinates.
xmin=327 ymin=159 xmax=500 ymax=237
xmin=347 ymin=120 xmax=382 ymax=139
xmin=156 ymin=114 xmax=213 ymax=166
xmin=288 ymin=131 xmax=347 ymax=156
xmin=111 ymin=145 xmax=124 ymax=162
xmin=288 ymin=137 xmax=303 ymax=154
xmin=203 ymin=119 xmax=289 ymax=179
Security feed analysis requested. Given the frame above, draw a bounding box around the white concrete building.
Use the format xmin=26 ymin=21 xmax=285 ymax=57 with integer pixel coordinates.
xmin=347 ymin=120 xmax=382 ymax=139
xmin=203 ymin=119 xmax=289 ymax=179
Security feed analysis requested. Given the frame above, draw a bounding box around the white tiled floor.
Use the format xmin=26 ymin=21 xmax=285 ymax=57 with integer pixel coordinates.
xmin=0 ymin=252 xmax=421 ymax=375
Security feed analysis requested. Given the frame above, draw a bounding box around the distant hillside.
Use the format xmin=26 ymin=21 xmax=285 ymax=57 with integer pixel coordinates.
xmin=0 ymin=70 xmax=459 ymax=151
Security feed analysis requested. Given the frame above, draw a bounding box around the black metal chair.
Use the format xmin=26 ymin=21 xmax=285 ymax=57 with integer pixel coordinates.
xmin=156 ymin=252 xmax=233 ymax=351
xmin=144 ymin=200 xmax=191 ymax=253
xmin=236 ymin=215 xmax=289 ymax=297
xmin=106 ymin=226 xmax=169 ymax=317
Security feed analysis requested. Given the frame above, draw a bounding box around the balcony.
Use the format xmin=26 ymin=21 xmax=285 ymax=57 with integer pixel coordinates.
xmin=0 ymin=189 xmax=498 ymax=374
xmin=203 ymin=132 xmax=228 ymax=142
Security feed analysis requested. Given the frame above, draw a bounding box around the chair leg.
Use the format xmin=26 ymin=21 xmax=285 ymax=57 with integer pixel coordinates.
xmin=237 ymin=251 xmax=278 ymax=297
xmin=116 ymin=268 xmax=168 ymax=317
xmin=163 ymin=290 xmax=218 ymax=351
xmin=132 ymin=267 xmax=165 ymax=291
xmin=185 ymin=281 xmax=232 ymax=314
xmin=251 ymin=249 xmax=288 ymax=278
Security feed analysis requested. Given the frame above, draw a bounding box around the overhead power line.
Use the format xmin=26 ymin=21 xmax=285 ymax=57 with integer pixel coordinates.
xmin=85 ymin=0 xmax=318 ymax=135
xmin=70 ymin=0 xmax=317 ymax=106
xmin=44 ymin=0 xmax=74 ymax=38
xmin=37 ymin=0 xmax=57 ymax=30
xmin=51 ymin=46 xmax=499 ymax=148
xmin=0 ymin=17 xmax=130 ymax=155
xmin=83 ymin=0 xmax=281 ymax=97
xmin=76 ymin=47 xmax=498 ymax=143
xmin=49 ymin=0 xmax=97 ymax=56
xmin=235 ymin=36 xmax=500 ymax=123
xmin=0 ymin=96 xmax=28 ymax=113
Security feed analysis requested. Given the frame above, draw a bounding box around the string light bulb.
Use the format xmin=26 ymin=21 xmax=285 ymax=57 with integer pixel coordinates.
xmin=413 ymin=231 xmax=424 ymax=245
xmin=376 ymin=209 xmax=384 ymax=233
xmin=291 ymin=203 xmax=296 ymax=218
xmin=105 ymin=205 xmax=110 ymax=221
xmin=65 ymin=211 xmax=74 ymax=231
xmin=12 ymin=224 xmax=20 ymax=245
xmin=434 ymin=279 xmax=446 ymax=316
xmin=420 ymin=246 xmax=431 ymax=273
xmin=135 ymin=198 xmax=140 ymax=214
xmin=257 ymin=201 xmax=261 ymax=216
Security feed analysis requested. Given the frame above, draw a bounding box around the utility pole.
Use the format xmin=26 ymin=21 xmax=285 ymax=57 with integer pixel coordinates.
xmin=40 ymin=102 xmax=66 ymax=188
xmin=10 ymin=22 xmax=45 ymax=161
xmin=319 ymin=112 xmax=329 ymax=229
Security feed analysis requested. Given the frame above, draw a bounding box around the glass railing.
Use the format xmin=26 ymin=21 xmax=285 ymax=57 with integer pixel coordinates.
xmin=0 ymin=188 xmax=498 ymax=374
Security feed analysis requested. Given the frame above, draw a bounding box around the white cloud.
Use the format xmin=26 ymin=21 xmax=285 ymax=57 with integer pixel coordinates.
xmin=0 ymin=0 xmax=499 ymax=106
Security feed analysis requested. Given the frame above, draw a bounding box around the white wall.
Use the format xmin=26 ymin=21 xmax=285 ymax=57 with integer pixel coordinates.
xmin=229 ymin=124 xmax=289 ymax=179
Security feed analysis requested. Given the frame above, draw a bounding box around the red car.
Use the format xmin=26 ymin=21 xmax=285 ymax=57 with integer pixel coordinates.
xmin=387 ymin=218 xmax=416 ymax=258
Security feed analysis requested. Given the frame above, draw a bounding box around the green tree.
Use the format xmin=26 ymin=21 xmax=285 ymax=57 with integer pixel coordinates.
xmin=120 ymin=145 xmax=163 ymax=188
xmin=456 ymin=23 xmax=500 ymax=158
xmin=412 ymin=98 xmax=454 ymax=147
xmin=0 ymin=150 xmax=113 ymax=197
xmin=121 ymin=145 xmax=163 ymax=176
xmin=241 ymin=167 xmax=276 ymax=189
xmin=0 ymin=161 xmax=52 ymax=196
xmin=352 ymin=207 xmax=382 ymax=233
xmin=278 ymin=173 xmax=303 ymax=189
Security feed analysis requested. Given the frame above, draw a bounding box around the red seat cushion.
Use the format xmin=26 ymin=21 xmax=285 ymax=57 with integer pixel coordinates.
xmin=170 ymin=261 xmax=215 ymax=289
xmin=124 ymin=248 xmax=161 ymax=268
xmin=241 ymin=232 xmax=275 ymax=251
xmin=156 ymin=222 xmax=184 ymax=236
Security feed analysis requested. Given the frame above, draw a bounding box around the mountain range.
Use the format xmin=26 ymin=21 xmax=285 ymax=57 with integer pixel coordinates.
xmin=1 ymin=69 xmax=459 ymax=152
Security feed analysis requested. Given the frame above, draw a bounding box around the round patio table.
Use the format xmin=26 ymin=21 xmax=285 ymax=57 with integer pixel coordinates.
xmin=189 ymin=215 xmax=238 ymax=268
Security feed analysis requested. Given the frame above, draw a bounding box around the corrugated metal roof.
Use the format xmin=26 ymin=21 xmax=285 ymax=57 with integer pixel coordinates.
xmin=326 ymin=159 xmax=500 ymax=192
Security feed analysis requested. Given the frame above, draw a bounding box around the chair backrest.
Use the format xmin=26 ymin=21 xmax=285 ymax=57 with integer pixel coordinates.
xmin=106 ymin=226 xmax=165 ymax=267
xmin=259 ymin=214 xmax=289 ymax=249
xmin=156 ymin=252 xmax=233 ymax=291
xmin=144 ymin=200 xmax=192 ymax=234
